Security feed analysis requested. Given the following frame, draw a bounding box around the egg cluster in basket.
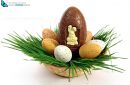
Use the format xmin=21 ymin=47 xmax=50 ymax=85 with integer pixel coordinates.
xmin=42 ymin=28 xmax=106 ymax=62
xmin=42 ymin=7 xmax=106 ymax=62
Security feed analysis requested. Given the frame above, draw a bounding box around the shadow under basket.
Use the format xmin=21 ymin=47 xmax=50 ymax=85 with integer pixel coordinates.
xmin=44 ymin=64 xmax=84 ymax=78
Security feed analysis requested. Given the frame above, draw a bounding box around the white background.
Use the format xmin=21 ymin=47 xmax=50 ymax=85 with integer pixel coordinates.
xmin=0 ymin=0 xmax=130 ymax=85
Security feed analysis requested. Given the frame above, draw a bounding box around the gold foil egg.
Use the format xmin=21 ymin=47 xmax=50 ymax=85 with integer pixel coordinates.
xmin=42 ymin=29 xmax=58 ymax=41
xmin=42 ymin=38 xmax=59 ymax=54
xmin=79 ymin=40 xmax=106 ymax=58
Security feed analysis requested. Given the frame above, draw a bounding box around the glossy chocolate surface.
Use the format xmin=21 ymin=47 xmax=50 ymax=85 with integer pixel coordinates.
xmin=59 ymin=7 xmax=87 ymax=52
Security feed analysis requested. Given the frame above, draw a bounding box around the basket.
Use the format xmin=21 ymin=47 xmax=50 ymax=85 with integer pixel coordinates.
xmin=44 ymin=64 xmax=84 ymax=77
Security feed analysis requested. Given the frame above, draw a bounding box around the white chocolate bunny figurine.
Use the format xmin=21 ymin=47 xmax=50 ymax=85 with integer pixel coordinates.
xmin=67 ymin=25 xmax=78 ymax=45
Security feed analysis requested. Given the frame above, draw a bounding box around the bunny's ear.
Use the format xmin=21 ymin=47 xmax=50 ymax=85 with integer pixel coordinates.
xmin=68 ymin=25 xmax=72 ymax=28
xmin=73 ymin=27 xmax=77 ymax=31
xmin=68 ymin=25 xmax=72 ymax=31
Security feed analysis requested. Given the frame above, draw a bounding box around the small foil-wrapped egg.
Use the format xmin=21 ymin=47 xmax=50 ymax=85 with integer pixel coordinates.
xmin=42 ymin=38 xmax=59 ymax=54
xmin=54 ymin=45 xmax=72 ymax=62
xmin=89 ymin=40 xmax=106 ymax=50
xmin=85 ymin=31 xmax=93 ymax=42
xmin=79 ymin=40 xmax=106 ymax=58
xmin=42 ymin=29 xmax=58 ymax=41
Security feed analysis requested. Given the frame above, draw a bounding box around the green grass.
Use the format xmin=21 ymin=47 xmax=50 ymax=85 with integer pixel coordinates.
xmin=2 ymin=26 xmax=126 ymax=81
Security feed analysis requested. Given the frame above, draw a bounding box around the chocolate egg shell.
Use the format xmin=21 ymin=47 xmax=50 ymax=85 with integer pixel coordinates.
xmin=59 ymin=7 xmax=87 ymax=52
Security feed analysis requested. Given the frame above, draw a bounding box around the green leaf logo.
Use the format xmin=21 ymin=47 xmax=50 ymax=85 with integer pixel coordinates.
xmin=1 ymin=0 xmax=8 ymax=7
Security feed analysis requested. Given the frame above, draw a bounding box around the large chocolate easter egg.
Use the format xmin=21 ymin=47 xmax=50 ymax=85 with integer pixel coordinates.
xmin=59 ymin=7 xmax=87 ymax=52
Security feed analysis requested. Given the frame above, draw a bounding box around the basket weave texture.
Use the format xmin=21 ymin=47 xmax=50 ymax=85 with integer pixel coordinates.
xmin=44 ymin=64 xmax=84 ymax=77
